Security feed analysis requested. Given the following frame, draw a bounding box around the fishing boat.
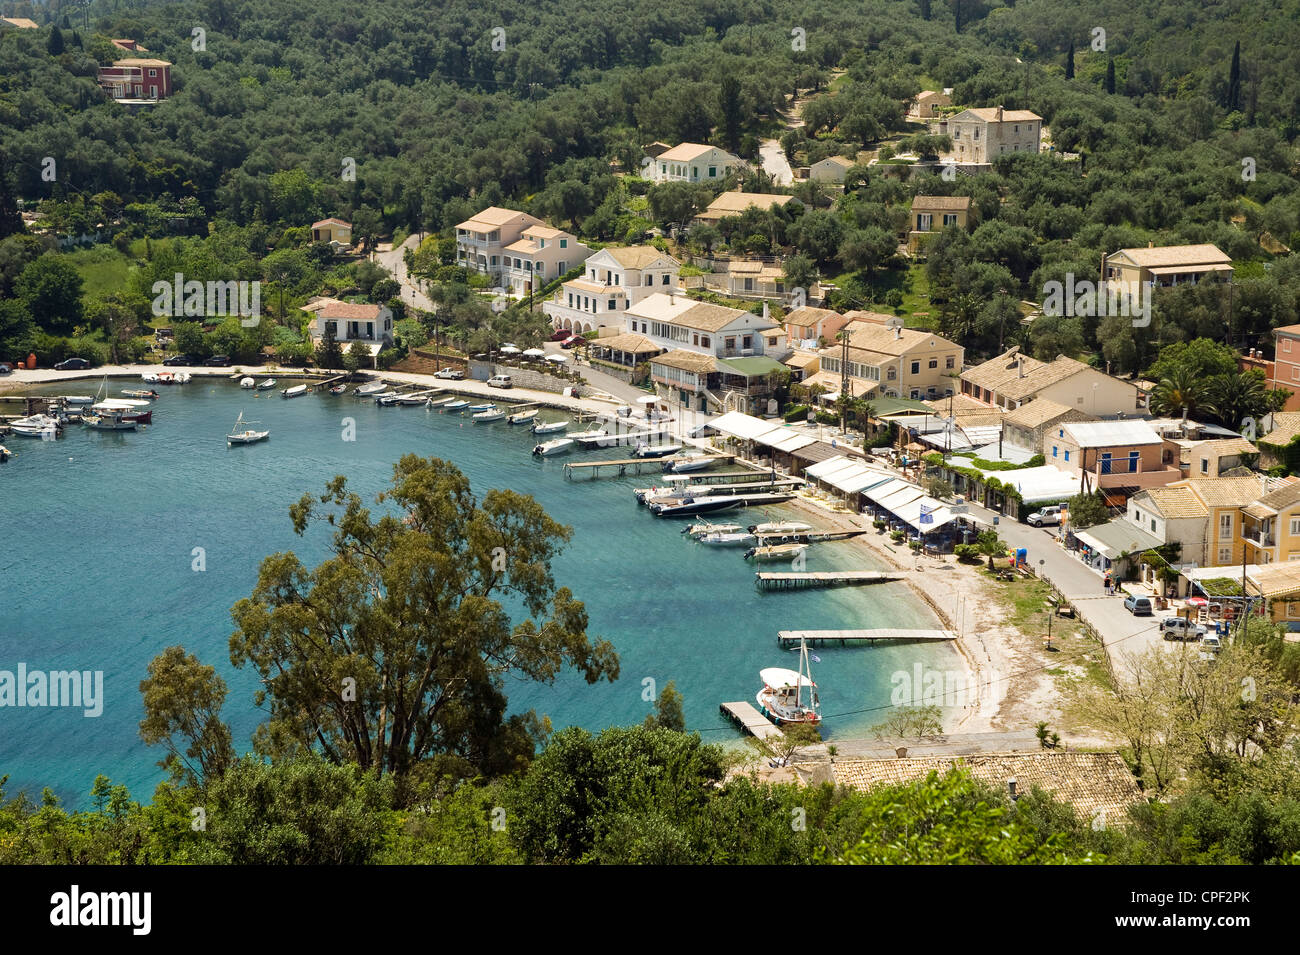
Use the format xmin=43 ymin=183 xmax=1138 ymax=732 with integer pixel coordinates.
xmin=743 ymin=542 xmax=808 ymax=563
xmin=330 ymin=384 xmax=348 ymax=395
xmin=82 ymin=411 xmax=137 ymax=431
xmin=399 ymin=393 xmax=431 ymax=406
xmin=91 ymin=399 xmax=152 ymax=425
xmin=650 ymin=496 xmax=742 ymax=518
xmin=682 ymin=521 xmax=744 ymax=538
xmin=258 ymin=378 xmax=277 ymax=390
xmin=240 ymin=377 xmax=256 ymax=389
xmin=62 ymin=395 xmax=95 ymax=406
xmin=633 ymin=441 xmax=683 ymax=459
xmin=698 ymin=531 xmax=757 ymax=546
xmin=443 ymin=399 xmax=470 ymax=411
xmin=123 ymin=389 xmax=159 ymax=400
xmin=281 ymin=384 xmax=308 ymax=399
xmin=467 ymin=402 xmax=497 ymax=413
xmin=8 ymin=415 xmax=62 ymax=438
xmin=532 ymin=437 xmax=575 ymax=456
xmin=747 ymin=521 xmax=813 ymax=536
xmin=530 ymin=419 xmax=568 ymax=434
xmin=755 ymin=638 xmax=821 ymax=726
xmin=566 ymin=428 xmax=609 ymax=443
xmin=662 ymin=452 xmax=711 ymax=474
xmin=507 ymin=408 xmax=538 ymax=425
xmin=473 ymin=408 xmax=506 ymax=422
xmin=227 ymin=411 xmax=269 ymax=445
xmin=426 ymin=396 xmax=456 ymax=407
xmin=377 ymin=393 xmax=403 ymax=406
xmin=355 ymin=381 xmax=388 ymax=396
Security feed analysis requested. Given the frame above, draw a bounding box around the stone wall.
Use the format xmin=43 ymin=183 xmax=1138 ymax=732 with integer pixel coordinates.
xmin=468 ymin=359 xmax=584 ymax=396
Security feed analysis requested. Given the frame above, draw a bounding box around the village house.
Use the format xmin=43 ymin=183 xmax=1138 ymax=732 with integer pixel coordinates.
xmin=1241 ymin=480 xmax=1300 ymax=565
xmin=907 ymin=195 xmax=972 ymax=253
xmin=1180 ymin=436 xmax=1259 ymax=478
xmin=1126 ymin=477 xmax=1274 ymax=573
xmin=784 ymin=306 xmax=848 ymax=350
xmin=310 ymin=218 xmax=352 ymax=246
xmin=815 ymin=320 xmax=964 ymax=401
xmin=693 ymin=191 xmax=801 ymax=227
xmin=1101 ymin=243 xmax=1232 ymax=288
xmin=304 ymin=301 xmax=393 ymax=365
xmin=0 ymin=17 xmax=39 ymax=28
xmin=454 ymin=206 xmax=545 ymax=284
xmin=542 ymin=245 xmax=680 ymax=335
xmin=1244 ymin=563 xmax=1300 ymax=629
xmin=110 ymin=38 xmax=148 ymax=51
xmin=807 ymin=155 xmax=856 ymax=184
xmin=97 ymin=58 xmax=173 ymax=102
xmin=908 ymin=89 xmax=952 ymax=119
xmin=502 ymin=224 xmax=592 ymax=298
xmin=647 ymin=143 xmax=745 ymax=183
xmin=718 ymin=259 xmax=787 ymax=300
xmin=1265 ymin=325 xmax=1300 ymax=411
xmin=1046 ymin=420 xmax=1181 ymax=496
xmin=1000 ymin=398 xmax=1094 ymax=453
xmin=960 ymin=347 xmax=1145 ymax=416
xmin=1259 ymin=411 xmax=1300 ymax=469
xmin=945 ymin=106 xmax=1042 ymax=164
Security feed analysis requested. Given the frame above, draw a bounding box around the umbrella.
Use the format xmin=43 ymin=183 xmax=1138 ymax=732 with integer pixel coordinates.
xmin=523 ymin=348 xmax=545 ymax=357
xmin=545 ymin=353 xmax=569 ymax=363
xmin=1186 ymin=597 xmax=1208 ymax=607
xmin=499 ymin=345 xmax=521 ymax=354
xmin=637 ymin=395 xmax=660 ymax=405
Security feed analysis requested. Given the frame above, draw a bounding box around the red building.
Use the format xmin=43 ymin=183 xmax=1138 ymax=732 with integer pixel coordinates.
xmin=1263 ymin=325 xmax=1300 ymax=412
xmin=98 ymin=58 xmax=172 ymax=102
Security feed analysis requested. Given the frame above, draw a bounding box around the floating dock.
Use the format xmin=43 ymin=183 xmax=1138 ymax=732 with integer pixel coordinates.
xmin=660 ymin=468 xmax=792 ymax=486
xmin=777 ymin=628 xmax=955 ymax=647
xmin=719 ymin=701 xmax=784 ymax=741
xmin=755 ymin=570 xmax=900 ymax=591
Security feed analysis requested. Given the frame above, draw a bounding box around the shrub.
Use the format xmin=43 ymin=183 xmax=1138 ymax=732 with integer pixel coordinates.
xmin=954 ymin=543 xmax=981 ymax=563
xmin=784 ymin=404 xmax=810 ymax=422
xmin=890 ymin=530 xmax=905 ymax=543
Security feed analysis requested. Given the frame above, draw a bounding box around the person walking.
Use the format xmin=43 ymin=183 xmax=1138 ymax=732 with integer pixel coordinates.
xmin=1103 ymin=573 xmax=1111 ymax=595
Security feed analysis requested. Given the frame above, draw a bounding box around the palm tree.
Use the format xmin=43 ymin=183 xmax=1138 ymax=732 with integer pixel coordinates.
xmin=1148 ymin=367 xmax=1207 ymax=422
xmin=1206 ymin=370 xmax=1269 ymax=430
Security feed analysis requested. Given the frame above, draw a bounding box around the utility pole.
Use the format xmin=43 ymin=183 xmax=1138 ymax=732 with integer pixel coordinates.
xmin=839 ymin=330 xmax=849 ymax=435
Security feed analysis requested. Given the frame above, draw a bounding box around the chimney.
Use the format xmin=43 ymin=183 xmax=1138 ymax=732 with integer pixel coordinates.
xmin=893 ymin=325 xmax=901 ymax=340
xmin=1017 ymin=356 xmax=1025 ymax=378
xmin=669 ymin=290 xmax=675 ymax=304
xmin=1007 ymin=778 xmax=1018 ymax=801
xmin=995 ymin=106 xmax=1003 ymax=122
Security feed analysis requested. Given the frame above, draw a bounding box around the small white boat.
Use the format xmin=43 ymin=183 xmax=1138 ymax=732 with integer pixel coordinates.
xmin=748 ymin=521 xmax=813 ymax=536
xmin=532 ymin=438 xmax=575 ymax=456
xmin=743 ymin=542 xmax=808 ymax=563
xmin=682 ymin=521 xmax=744 ymax=538
xmin=258 ymin=378 xmax=277 ymax=390
xmin=443 ymin=399 xmax=470 ymax=410
xmin=227 ymin=411 xmax=269 ymax=445
xmin=507 ymin=409 xmax=538 ymax=425
xmin=8 ymin=414 xmax=61 ymax=438
xmin=468 ymin=402 xmax=497 ymax=413
xmin=355 ymin=381 xmax=388 ymax=396
xmin=82 ymin=411 xmax=137 ymax=431
xmin=281 ymin=384 xmax=308 ymax=399
xmin=699 ymin=531 xmax=757 ymax=546
xmin=531 ymin=419 xmax=568 ymax=434
xmin=756 ymin=638 xmax=821 ymax=726
xmin=123 ymin=389 xmax=159 ymax=399
xmin=663 ymin=452 xmax=712 ymax=474
xmin=240 ymin=377 xmax=256 ymax=389
xmin=377 ymin=393 xmax=402 ymax=405
xmin=633 ymin=442 xmax=682 ymax=459
xmin=141 ymin=372 xmax=160 ymax=383
xmin=62 ymin=395 xmax=95 ymax=406
xmin=426 ymin=396 xmax=456 ymax=407
xmin=566 ymin=428 xmax=609 ymax=442
xmin=399 ymin=394 xmax=430 ymax=406
xmin=330 ymin=384 xmax=348 ymax=395
xmin=473 ymin=409 xmax=506 ymax=422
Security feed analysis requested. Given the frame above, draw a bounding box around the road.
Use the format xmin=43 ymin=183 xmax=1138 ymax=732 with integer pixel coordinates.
xmin=965 ymin=502 xmax=1164 ymax=665
xmin=372 ymin=235 xmax=433 ymax=312
xmin=758 ymin=139 xmax=794 ymax=185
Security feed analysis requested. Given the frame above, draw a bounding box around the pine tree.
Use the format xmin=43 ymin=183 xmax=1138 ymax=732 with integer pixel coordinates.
xmin=1227 ymin=40 xmax=1241 ymax=112
xmin=919 ymin=0 xmax=931 ymax=19
xmin=46 ymin=28 xmax=64 ymax=56
xmin=1105 ymin=57 xmax=1116 ymax=94
xmin=953 ymin=0 xmax=962 ymax=32
xmin=315 ymin=326 xmax=344 ymax=370
xmin=1065 ymin=40 xmax=1075 ymax=79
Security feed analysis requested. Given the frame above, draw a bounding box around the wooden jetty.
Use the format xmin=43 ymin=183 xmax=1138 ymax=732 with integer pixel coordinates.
xmin=312 ymin=373 xmax=350 ymax=392
xmin=755 ymin=570 xmax=900 ymax=591
xmin=719 ymin=701 xmax=784 ymax=742
xmin=634 ymin=477 xmax=804 ymax=500
xmin=777 ymin=628 xmax=956 ymax=647
xmin=660 ymin=468 xmax=793 ymax=486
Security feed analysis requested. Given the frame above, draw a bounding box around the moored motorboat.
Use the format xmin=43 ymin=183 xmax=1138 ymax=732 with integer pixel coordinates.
xmin=258 ymin=378 xmax=277 ymax=390
xmin=443 ymin=399 xmax=470 ymax=411
xmin=8 ymin=414 xmax=62 ymax=438
xmin=634 ymin=441 xmax=683 ymax=459
xmin=227 ymin=411 xmax=269 ymax=445
xmin=240 ymin=377 xmax=256 ymax=389
xmin=467 ymin=402 xmax=497 ymax=413
xmin=123 ymin=389 xmax=159 ymax=399
xmin=699 ymin=531 xmax=757 ymax=546
xmin=756 ymin=638 xmax=821 ymax=726
xmin=682 ymin=521 xmax=744 ymax=538
xmin=330 ymin=384 xmax=348 ymax=395
xmin=281 ymin=384 xmax=308 ymax=399
xmin=473 ymin=408 xmax=506 ymax=422
xmin=82 ymin=411 xmax=137 ymax=431
xmin=355 ymin=381 xmax=387 ymax=396
xmin=62 ymin=395 xmax=95 ymax=406
xmin=530 ymin=419 xmax=568 ymax=434
xmin=663 ymin=452 xmax=711 ymax=473
xmin=532 ymin=437 xmax=575 ymax=456
xmin=743 ymin=542 xmax=808 ymax=563
xmin=91 ymin=399 xmax=152 ymax=424
xmin=426 ymin=396 xmax=456 ymax=407
xmin=399 ymin=393 xmax=431 ymax=405
xmin=507 ymin=408 xmax=538 ymax=425
xmin=566 ymin=428 xmax=609 ymax=443
xmin=650 ymin=496 xmax=741 ymax=517
xmin=377 ymin=393 xmax=402 ymax=405
xmin=748 ymin=521 xmax=813 ymax=536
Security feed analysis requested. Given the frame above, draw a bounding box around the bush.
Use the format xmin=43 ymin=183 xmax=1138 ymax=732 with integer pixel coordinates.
xmin=872 ymin=519 xmax=887 ymax=529
xmin=954 ymin=543 xmax=981 ymax=563
xmin=784 ymin=404 xmax=810 ymax=422
xmin=377 ymin=347 xmax=401 ymax=369
xmin=890 ymin=530 xmax=905 ymax=543
xmin=815 ymin=411 xmax=838 ymax=425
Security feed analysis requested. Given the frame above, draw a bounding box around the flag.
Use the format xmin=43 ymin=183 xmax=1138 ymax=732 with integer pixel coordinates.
xmin=919 ymin=503 xmax=934 ymax=525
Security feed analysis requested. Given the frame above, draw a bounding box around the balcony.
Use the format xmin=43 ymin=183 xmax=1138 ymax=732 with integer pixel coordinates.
xmin=1242 ymin=526 xmax=1275 ymax=547
xmin=1092 ymin=459 xmax=1181 ymax=490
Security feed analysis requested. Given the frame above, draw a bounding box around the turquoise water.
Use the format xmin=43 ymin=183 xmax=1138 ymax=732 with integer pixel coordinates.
xmin=1 ymin=378 xmax=956 ymax=805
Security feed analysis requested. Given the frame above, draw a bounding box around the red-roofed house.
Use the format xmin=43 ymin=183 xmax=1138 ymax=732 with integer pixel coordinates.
xmin=98 ymin=58 xmax=172 ymax=102
xmin=311 ymin=218 xmax=352 ymax=245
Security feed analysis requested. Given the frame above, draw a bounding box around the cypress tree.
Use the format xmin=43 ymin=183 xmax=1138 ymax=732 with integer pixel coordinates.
xmin=1227 ymin=40 xmax=1241 ymax=112
xmin=919 ymin=0 xmax=931 ymax=19
xmin=46 ymin=28 xmax=64 ymax=56
xmin=1105 ymin=57 xmax=1116 ymax=94
xmin=1065 ymin=40 xmax=1075 ymax=79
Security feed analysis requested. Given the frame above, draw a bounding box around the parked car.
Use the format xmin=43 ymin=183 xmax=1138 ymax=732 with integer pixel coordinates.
xmin=1124 ymin=594 xmax=1153 ymax=616
xmin=162 ymin=355 xmax=196 ymax=366
xmin=1027 ymin=505 xmax=1062 ymax=527
xmin=1160 ymin=616 xmax=1206 ymax=641
xmin=486 ymin=374 xmax=513 ymax=389
xmin=0 ymin=362 xmax=11 ymax=375
xmin=1202 ymin=634 xmax=1222 ymax=652
xmin=560 ymin=335 xmax=584 ymax=349
xmin=686 ymin=423 xmax=717 ymax=438
xmin=202 ymin=354 xmax=232 ymax=366
xmin=549 ymin=329 xmax=571 ymax=341
xmin=53 ymin=357 xmax=91 ymax=371
xmin=434 ymin=368 xmax=464 ymax=380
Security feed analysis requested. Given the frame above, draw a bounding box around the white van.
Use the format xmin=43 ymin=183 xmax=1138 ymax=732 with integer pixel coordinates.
xmin=1160 ymin=617 xmax=1206 ymax=641
xmin=1027 ymin=505 xmax=1062 ymax=527
xmin=1202 ymin=634 xmax=1222 ymax=652
xmin=486 ymin=374 xmax=513 ymax=389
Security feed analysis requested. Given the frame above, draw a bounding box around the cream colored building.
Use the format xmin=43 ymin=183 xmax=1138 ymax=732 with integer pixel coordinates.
xmin=1102 ymin=244 xmax=1232 ymax=289
xmin=960 ymin=348 xmax=1145 ymax=416
xmin=455 ymin=206 xmax=545 ymax=283
xmin=946 ymin=106 xmax=1042 ymax=163
xmin=502 ymin=225 xmax=592 ymax=298
xmin=542 ymin=246 xmax=679 ymax=333
xmin=648 ymin=143 xmax=745 ymax=183
xmin=808 ymin=155 xmax=856 ymax=183
xmin=817 ymin=321 xmax=964 ymax=401
xmin=908 ymin=195 xmax=972 ymax=252
xmin=693 ymin=192 xmax=801 ymax=226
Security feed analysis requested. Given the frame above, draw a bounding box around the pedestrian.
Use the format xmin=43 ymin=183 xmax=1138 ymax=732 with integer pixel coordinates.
xmin=1103 ymin=573 xmax=1110 ymax=595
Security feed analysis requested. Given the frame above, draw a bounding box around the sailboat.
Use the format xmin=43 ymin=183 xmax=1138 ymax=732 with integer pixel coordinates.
xmin=227 ymin=411 xmax=270 ymax=445
xmin=755 ymin=637 xmax=821 ymax=726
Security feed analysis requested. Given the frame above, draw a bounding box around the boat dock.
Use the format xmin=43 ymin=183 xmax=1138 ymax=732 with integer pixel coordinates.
xmin=755 ymin=529 xmax=863 ymax=544
xmin=755 ymin=570 xmax=901 ymax=591
xmin=719 ymin=701 xmax=784 ymax=741
xmin=660 ymin=468 xmax=793 ymax=486
xmin=563 ymin=447 xmax=728 ymax=478
xmin=776 ymin=628 xmax=955 ymax=647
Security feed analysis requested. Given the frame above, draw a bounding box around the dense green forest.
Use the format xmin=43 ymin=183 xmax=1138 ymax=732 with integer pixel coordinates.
xmin=1 ymin=0 xmax=1298 ymax=373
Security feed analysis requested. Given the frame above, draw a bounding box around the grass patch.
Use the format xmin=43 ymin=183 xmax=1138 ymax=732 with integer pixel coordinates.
xmin=66 ymin=245 xmax=133 ymax=298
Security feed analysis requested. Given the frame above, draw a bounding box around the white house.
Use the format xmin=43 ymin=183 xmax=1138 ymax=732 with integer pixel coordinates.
xmin=502 ymin=225 xmax=592 ymax=298
xmin=306 ymin=301 xmax=393 ymax=366
xmin=648 ymin=143 xmax=745 ymax=183
xmin=542 ymin=246 xmax=680 ymax=333
xmin=945 ymin=106 xmax=1041 ymax=164
xmin=624 ymin=292 xmax=781 ymax=359
xmin=808 ymin=155 xmax=856 ymax=183
xmin=455 ymin=206 xmax=544 ymax=283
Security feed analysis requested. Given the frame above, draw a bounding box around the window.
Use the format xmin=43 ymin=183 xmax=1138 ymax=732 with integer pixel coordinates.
xmin=1285 ymin=338 xmax=1292 ymax=353
xmin=1200 ymin=458 xmax=1209 ymax=474
xmin=1076 ymin=396 xmax=1084 ymax=404
xmin=909 ymin=361 xmax=919 ymax=375
xmin=693 ymin=334 xmax=699 ymax=346
xmin=558 ymin=261 xmax=566 ymax=273
xmin=661 ymin=274 xmax=670 ymax=285
xmin=708 ymin=166 xmax=717 ymax=177
xmin=887 ymin=368 xmax=896 ymax=380
xmin=1052 ymin=446 xmax=1058 ymax=457
xmin=743 ymin=336 xmax=752 ymax=349
xmin=725 ymin=337 xmax=736 ymax=350
xmin=946 ymin=356 xmax=955 ymax=369
xmin=943 ymin=214 xmax=958 ymax=226
xmin=1292 ymin=366 xmax=1299 ymax=382
xmin=1220 ymin=547 xmax=1234 ymax=563
xmin=1291 ymin=517 xmax=1300 ymax=536
xmin=559 ymin=239 xmax=567 ymax=248
xmin=1059 ymin=428 xmax=1064 ymax=437
xmin=608 ymin=299 xmax=616 ymax=310
xmin=973 ymin=127 xmax=980 ymax=139
xmin=701 ymin=337 xmax=710 ymax=348
xmin=1064 ymin=450 xmax=1071 ymax=462
xmin=1222 ymin=514 xmax=1235 ymax=537
xmin=149 ymin=68 xmax=157 ymax=77
xmin=917 ymin=214 xmax=933 ymax=231
xmin=645 ymin=275 xmax=653 ymax=286
xmin=929 ymin=359 xmax=938 ymax=369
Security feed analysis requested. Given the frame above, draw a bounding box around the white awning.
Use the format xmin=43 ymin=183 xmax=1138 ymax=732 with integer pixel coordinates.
xmin=804 ymin=455 xmax=856 ymax=479
xmin=711 ymin=410 xmax=772 ymax=441
xmin=877 ymin=485 xmax=925 ymax=512
xmin=1073 ymin=520 xmax=1163 ymax=560
xmin=863 ymin=478 xmax=915 ymax=504
xmin=761 ymin=429 xmax=818 ymax=453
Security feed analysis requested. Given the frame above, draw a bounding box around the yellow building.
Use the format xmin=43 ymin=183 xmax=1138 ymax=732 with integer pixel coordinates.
xmin=1241 ymin=479 xmax=1300 ymax=565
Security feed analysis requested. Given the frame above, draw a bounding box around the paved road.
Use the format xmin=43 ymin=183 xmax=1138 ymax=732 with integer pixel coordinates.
xmin=965 ymin=502 xmax=1163 ymax=664
xmin=373 ymin=236 xmax=434 ymax=312
xmin=758 ymin=139 xmax=794 ymax=185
